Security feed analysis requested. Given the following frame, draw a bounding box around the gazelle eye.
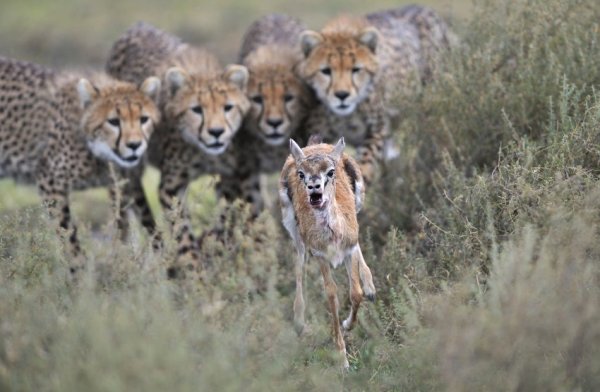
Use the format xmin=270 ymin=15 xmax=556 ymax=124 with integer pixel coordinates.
xmin=140 ymin=116 xmax=149 ymax=124
xmin=108 ymin=118 xmax=120 ymax=127
xmin=224 ymin=104 xmax=233 ymax=112
xmin=298 ymin=171 xmax=305 ymax=180
xmin=320 ymin=67 xmax=331 ymax=76
xmin=327 ymin=169 xmax=335 ymax=178
xmin=252 ymin=95 xmax=263 ymax=104
xmin=191 ymin=106 xmax=203 ymax=115
xmin=352 ymin=66 xmax=361 ymax=74
xmin=284 ymin=94 xmax=294 ymax=103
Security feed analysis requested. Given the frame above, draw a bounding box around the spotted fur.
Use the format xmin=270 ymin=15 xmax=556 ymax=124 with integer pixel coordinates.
xmin=106 ymin=23 xmax=251 ymax=277
xmin=298 ymin=5 xmax=454 ymax=183
xmin=0 ymin=56 xmax=161 ymax=271
xmin=217 ymin=14 xmax=315 ymax=216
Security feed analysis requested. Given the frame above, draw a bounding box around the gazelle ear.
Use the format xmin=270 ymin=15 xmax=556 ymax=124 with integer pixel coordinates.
xmin=290 ymin=139 xmax=305 ymax=161
xmin=165 ymin=67 xmax=189 ymax=97
xmin=358 ymin=27 xmax=378 ymax=53
xmin=330 ymin=137 xmax=345 ymax=162
xmin=300 ymin=30 xmax=323 ymax=57
xmin=224 ymin=65 xmax=249 ymax=91
xmin=139 ymin=76 xmax=161 ymax=103
xmin=77 ymin=78 xmax=99 ymax=109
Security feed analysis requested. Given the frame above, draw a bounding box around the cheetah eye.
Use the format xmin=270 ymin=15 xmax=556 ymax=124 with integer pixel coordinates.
xmin=252 ymin=95 xmax=263 ymax=105
xmin=191 ymin=106 xmax=203 ymax=115
xmin=108 ymin=118 xmax=120 ymax=127
xmin=320 ymin=67 xmax=332 ymax=76
xmin=298 ymin=171 xmax=305 ymax=180
xmin=284 ymin=94 xmax=294 ymax=103
xmin=352 ymin=66 xmax=362 ymax=74
xmin=140 ymin=116 xmax=149 ymax=124
xmin=327 ymin=169 xmax=335 ymax=178
xmin=224 ymin=104 xmax=234 ymax=112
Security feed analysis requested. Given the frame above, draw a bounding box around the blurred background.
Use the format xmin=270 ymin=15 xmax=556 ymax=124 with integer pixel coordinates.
xmin=0 ymin=0 xmax=469 ymax=215
xmin=0 ymin=0 xmax=469 ymax=66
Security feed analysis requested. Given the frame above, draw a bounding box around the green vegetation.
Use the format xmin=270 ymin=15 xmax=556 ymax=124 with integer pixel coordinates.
xmin=2 ymin=0 xmax=600 ymax=390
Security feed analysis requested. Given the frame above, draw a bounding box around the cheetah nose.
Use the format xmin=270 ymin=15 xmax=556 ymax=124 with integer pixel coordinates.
xmin=208 ymin=128 xmax=225 ymax=138
xmin=334 ymin=91 xmax=350 ymax=101
xmin=126 ymin=141 xmax=142 ymax=151
xmin=266 ymin=118 xmax=283 ymax=129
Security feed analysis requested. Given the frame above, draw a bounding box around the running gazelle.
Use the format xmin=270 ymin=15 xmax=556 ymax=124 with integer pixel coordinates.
xmin=279 ymin=136 xmax=376 ymax=369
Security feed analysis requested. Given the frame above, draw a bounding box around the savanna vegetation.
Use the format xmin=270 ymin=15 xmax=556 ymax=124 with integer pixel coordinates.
xmin=1 ymin=0 xmax=600 ymax=390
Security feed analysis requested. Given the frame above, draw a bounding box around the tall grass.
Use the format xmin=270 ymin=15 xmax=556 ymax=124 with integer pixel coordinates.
xmin=1 ymin=0 xmax=600 ymax=390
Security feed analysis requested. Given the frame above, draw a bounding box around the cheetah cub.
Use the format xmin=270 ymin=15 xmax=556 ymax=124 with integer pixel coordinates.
xmin=217 ymin=14 xmax=314 ymax=215
xmin=279 ymin=136 xmax=376 ymax=369
xmin=106 ymin=23 xmax=250 ymax=276
xmin=297 ymin=5 xmax=455 ymax=183
xmin=0 ymin=57 xmax=160 ymax=271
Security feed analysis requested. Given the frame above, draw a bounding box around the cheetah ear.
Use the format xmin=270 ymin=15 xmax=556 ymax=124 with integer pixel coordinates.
xmin=290 ymin=139 xmax=305 ymax=161
xmin=358 ymin=27 xmax=378 ymax=53
xmin=139 ymin=76 xmax=161 ymax=103
xmin=77 ymin=78 xmax=99 ymax=109
xmin=224 ymin=65 xmax=249 ymax=91
xmin=300 ymin=30 xmax=323 ymax=57
xmin=330 ymin=137 xmax=345 ymax=162
xmin=165 ymin=67 xmax=189 ymax=97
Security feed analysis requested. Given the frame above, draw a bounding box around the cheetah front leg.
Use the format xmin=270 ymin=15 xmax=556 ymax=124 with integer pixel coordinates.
xmin=108 ymin=180 xmax=131 ymax=243
xmin=126 ymin=175 xmax=161 ymax=250
xmin=357 ymin=110 xmax=389 ymax=185
xmin=109 ymin=174 xmax=160 ymax=249
xmin=217 ymin=168 xmax=264 ymax=218
xmin=159 ymin=165 xmax=200 ymax=280
xmin=37 ymin=179 xmax=83 ymax=274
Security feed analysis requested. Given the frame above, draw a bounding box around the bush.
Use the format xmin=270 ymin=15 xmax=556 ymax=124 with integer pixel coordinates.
xmin=2 ymin=0 xmax=600 ymax=390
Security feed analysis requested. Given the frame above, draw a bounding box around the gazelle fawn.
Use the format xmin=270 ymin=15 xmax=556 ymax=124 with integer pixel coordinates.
xmin=279 ymin=136 xmax=376 ymax=369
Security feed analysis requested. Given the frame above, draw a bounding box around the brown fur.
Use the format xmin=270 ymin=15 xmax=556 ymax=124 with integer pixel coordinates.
xmin=0 ymin=56 xmax=161 ymax=272
xmin=279 ymin=138 xmax=375 ymax=369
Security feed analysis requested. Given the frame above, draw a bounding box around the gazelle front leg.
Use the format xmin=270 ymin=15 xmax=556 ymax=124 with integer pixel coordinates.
xmin=318 ymin=257 xmax=349 ymax=370
xmin=293 ymin=242 xmax=306 ymax=335
xmin=343 ymin=247 xmax=363 ymax=331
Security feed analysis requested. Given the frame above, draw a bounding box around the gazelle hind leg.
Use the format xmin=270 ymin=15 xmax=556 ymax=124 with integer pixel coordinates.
xmin=355 ymin=244 xmax=376 ymax=301
xmin=342 ymin=249 xmax=363 ymax=331
xmin=319 ymin=258 xmax=349 ymax=369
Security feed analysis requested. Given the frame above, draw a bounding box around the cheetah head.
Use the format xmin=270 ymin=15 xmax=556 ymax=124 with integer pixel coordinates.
xmin=77 ymin=76 xmax=161 ymax=169
xmin=244 ymin=46 xmax=312 ymax=146
xmin=164 ymin=65 xmax=250 ymax=155
xmin=297 ymin=20 xmax=379 ymax=117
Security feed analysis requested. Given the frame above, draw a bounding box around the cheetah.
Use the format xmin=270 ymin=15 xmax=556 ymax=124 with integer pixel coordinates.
xmin=217 ymin=13 xmax=315 ymax=215
xmin=0 ymin=56 xmax=161 ymax=271
xmin=368 ymin=5 xmax=458 ymax=82
xmin=297 ymin=5 xmax=455 ymax=183
xmin=106 ymin=23 xmax=250 ymax=275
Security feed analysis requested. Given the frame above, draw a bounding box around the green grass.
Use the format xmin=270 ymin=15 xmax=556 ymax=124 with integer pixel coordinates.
xmin=2 ymin=0 xmax=600 ymax=390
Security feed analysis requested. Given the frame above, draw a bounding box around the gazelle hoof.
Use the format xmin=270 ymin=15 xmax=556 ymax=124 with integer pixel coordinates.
xmin=294 ymin=321 xmax=308 ymax=336
xmin=342 ymin=360 xmax=350 ymax=371
xmin=342 ymin=318 xmax=353 ymax=331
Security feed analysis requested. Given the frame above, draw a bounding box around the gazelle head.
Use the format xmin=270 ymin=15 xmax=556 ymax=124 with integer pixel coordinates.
xmin=290 ymin=137 xmax=345 ymax=209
